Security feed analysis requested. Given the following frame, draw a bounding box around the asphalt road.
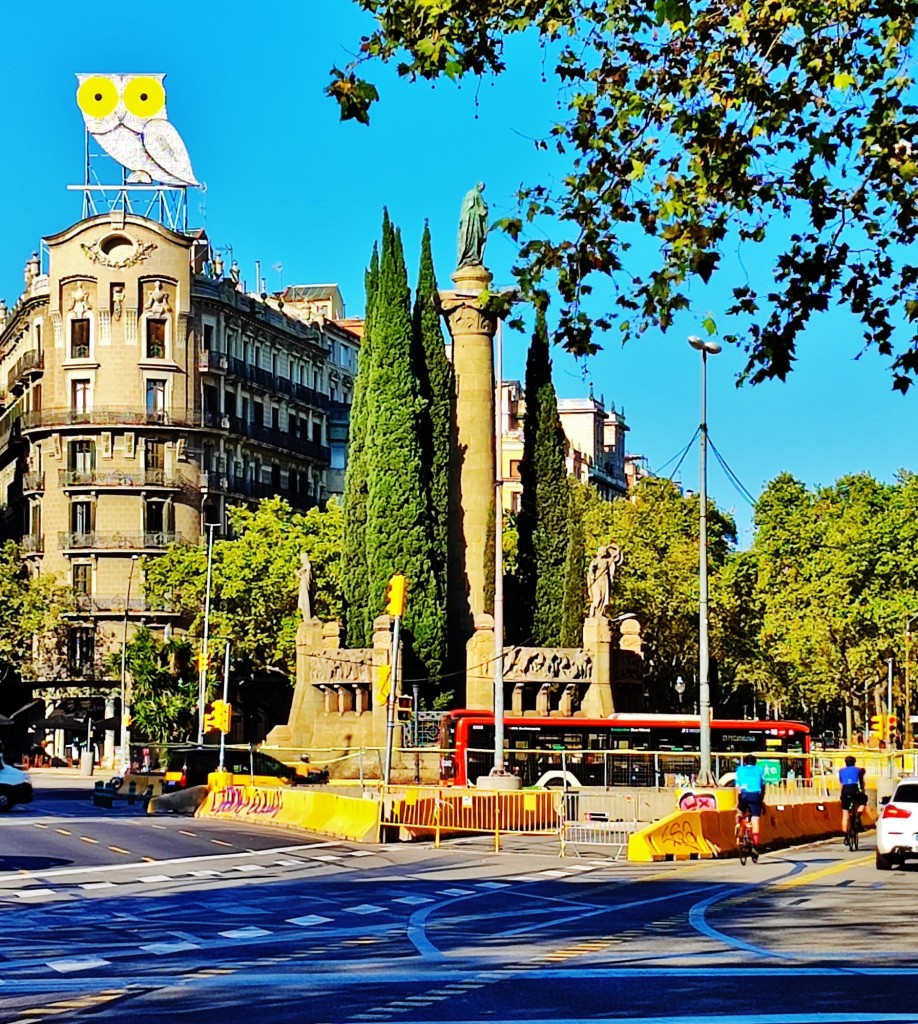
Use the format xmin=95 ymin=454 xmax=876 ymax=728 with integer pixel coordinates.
xmin=0 ymin=773 xmax=916 ymax=1024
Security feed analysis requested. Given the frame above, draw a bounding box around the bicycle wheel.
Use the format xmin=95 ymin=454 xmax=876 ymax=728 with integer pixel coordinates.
xmin=851 ymin=816 xmax=860 ymax=851
xmin=739 ymin=842 xmax=748 ymax=866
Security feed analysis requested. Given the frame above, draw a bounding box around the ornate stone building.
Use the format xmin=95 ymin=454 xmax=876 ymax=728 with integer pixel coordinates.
xmin=0 ymin=212 xmax=355 ymax=706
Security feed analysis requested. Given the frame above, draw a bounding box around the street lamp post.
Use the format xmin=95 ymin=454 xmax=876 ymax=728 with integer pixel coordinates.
xmin=198 ymin=523 xmax=218 ymax=744
xmin=688 ymin=335 xmax=721 ymax=785
xmin=119 ymin=554 xmax=139 ymax=773
xmin=906 ymin=613 xmax=918 ymax=748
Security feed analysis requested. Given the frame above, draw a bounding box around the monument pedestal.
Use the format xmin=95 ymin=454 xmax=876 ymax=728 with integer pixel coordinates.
xmin=581 ymin=616 xmax=614 ymax=717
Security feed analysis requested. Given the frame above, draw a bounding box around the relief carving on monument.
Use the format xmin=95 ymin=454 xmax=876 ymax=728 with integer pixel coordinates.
xmin=502 ymin=646 xmax=592 ymax=683
xmin=310 ymin=649 xmax=373 ymax=685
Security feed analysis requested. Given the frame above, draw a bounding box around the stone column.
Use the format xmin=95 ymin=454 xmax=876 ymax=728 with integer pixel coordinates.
xmin=465 ymin=614 xmax=496 ymax=710
xmin=440 ymin=265 xmax=496 ymax=653
xmin=581 ymin=616 xmax=614 ymax=717
xmin=265 ymin=617 xmax=327 ymax=748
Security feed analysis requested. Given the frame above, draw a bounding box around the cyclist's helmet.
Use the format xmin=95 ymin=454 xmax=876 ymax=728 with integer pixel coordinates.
xmin=742 ymin=754 xmax=757 ymax=766
xmin=844 ymin=755 xmax=856 ymax=767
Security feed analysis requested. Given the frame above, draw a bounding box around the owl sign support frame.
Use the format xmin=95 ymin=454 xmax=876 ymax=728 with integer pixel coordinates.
xmin=70 ymin=73 xmax=201 ymax=234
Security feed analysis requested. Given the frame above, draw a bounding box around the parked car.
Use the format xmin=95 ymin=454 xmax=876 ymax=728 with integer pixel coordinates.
xmin=0 ymin=753 xmax=33 ymax=811
xmin=876 ymin=776 xmax=918 ymax=869
xmin=162 ymin=747 xmax=322 ymax=792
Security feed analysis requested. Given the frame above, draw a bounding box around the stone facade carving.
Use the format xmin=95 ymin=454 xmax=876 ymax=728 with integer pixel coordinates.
xmin=310 ymin=649 xmax=373 ymax=685
xmin=502 ymin=646 xmax=592 ymax=682
xmin=81 ymin=235 xmax=157 ymax=269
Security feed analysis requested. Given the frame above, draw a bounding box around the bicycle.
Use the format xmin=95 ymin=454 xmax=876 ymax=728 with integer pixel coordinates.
xmin=844 ymin=807 xmax=862 ymax=851
xmin=736 ymin=810 xmax=758 ymax=865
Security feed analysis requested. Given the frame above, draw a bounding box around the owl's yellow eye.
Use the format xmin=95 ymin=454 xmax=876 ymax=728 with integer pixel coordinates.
xmin=123 ymin=76 xmax=165 ymax=118
xmin=77 ymin=76 xmax=119 ymax=118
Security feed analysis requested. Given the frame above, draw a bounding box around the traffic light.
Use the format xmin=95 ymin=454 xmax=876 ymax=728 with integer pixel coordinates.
xmin=203 ymin=700 xmax=232 ymax=733
xmin=213 ymin=700 xmax=232 ymax=733
xmin=869 ymin=713 xmax=887 ymax=740
xmin=385 ymin=574 xmax=407 ymax=617
xmin=396 ymin=695 xmax=413 ymax=722
xmin=887 ymin=714 xmax=899 ymax=743
xmin=376 ymin=664 xmax=392 ymax=702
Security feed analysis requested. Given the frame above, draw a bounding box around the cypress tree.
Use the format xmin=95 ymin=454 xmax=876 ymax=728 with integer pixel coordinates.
xmin=412 ymin=223 xmax=450 ymax=688
xmin=516 ymin=309 xmax=571 ymax=645
xmin=560 ymin=480 xmax=587 ymax=647
xmin=342 ymin=245 xmax=378 ymax=647
xmin=364 ymin=213 xmax=442 ymax=683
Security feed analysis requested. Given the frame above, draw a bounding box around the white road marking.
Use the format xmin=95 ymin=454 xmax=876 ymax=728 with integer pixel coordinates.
xmin=48 ymin=958 xmax=111 ymax=973
xmin=286 ymin=915 xmax=333 ymax=927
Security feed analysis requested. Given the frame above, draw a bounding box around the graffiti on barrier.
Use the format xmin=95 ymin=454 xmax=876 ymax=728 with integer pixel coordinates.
xmin=660 ymin=818 xmax=705 ymax=854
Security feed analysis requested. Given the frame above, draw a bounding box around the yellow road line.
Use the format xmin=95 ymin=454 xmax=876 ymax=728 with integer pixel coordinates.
xmin=774 ymin=854 xmax=873 ymax=889
xmin=108 ymin=846 xmax=131 ymax=856
xmin=55 ymin=829 xmax=71 ymax=836
xmin=210 ymin=839 xmax=233 ymax=847
xmin=79 ymin=836 xmax=99 ymax=845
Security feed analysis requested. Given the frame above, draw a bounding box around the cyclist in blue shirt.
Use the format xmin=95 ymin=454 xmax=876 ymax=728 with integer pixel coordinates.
xmin=839 ymin=755 xmax=867 ymax=837
xmin=735 ymin=754 xmax=766 ymax=850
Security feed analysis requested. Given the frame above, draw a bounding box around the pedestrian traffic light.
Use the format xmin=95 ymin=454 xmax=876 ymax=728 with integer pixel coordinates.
xmin=385 ymin=574 xmax=407 ymax=617
xmin=887 ymin=714 xmax=899 ymax=742
xmin=203 ymin=705 xmax=217 ymax=732
xmin=396 ymin=695 xmax=413 ymax=722
xmin=869 ymin=713 xmax=886 ymax=740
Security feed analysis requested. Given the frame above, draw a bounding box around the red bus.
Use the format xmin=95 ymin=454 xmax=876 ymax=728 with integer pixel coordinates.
xmin=438 ymin=709 xmax=811 ymax=788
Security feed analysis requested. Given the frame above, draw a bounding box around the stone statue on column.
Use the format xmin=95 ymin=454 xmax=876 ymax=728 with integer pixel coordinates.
xmin=297 ymin=551 xmax=314 ymax=622
xmin=587 ymin=543 xmax=624 ymax=619
xmin=456 ymin=182 xmax=489 ymax=269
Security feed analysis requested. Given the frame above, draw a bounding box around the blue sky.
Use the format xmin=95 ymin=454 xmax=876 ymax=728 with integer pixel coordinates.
xmin=1 ymin=3 xmax=914 ymax=547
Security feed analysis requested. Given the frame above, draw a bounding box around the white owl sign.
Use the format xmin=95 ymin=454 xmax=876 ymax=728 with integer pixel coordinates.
xmin=76 ymin=73 xmax=199 ymax=188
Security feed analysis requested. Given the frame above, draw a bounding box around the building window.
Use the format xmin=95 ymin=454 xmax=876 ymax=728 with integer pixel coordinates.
xmin=70 ymin=319 xmax=90 ymax=359
xmin=68 ymin=440 xmax=95 ymax=480
xmin=509 ymin=460 xmax=521 ymax=480
xmin=146 ymin=318 xmax=166 ymax=359
xmin=72 ymin=562 xmax=92 ymax=595
xmin=68 ymin=627 xmax=95 ymax=677
xmin=312 ymin=422 xmax=322 ymax=445
xmin=203 ymin=322 xmax=215 ymax=350
xmin=71 ymin=500 xmax=94 ymax=536
xmin=71 ymin=379 xmax=91 ymax=415
xmin=272 ymin=407 xmax=280 ymax=432
xmin=146 ymin=379 xmax=167 ymax=419
xmin=144 ymin=498 xmax=171 ymax=537
xmin=146 ymin=439 xmax=165 ymax=470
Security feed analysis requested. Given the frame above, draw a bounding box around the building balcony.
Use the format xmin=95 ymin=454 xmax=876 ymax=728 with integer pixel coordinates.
xmin=201 ymin=411 xmax=331 ymax=464
xmin=59 ymin=469 xmax=181 ymax=489
xmin=22 ymin=471 xmax=45 ymax=492
xmin=198 ymin=350 xmax=228 ymax=373
xmin=7 ymin=350 xmax=43 ymax=394
xmin=200 ymin=470 xmax=317 ymax=511
xmin=58 ymin=531 xmax=182 ymax=551
xmin=20 ymin=533 xmax=43 ymax=553
xmin=70 ymin=594 xmax=180 ymax=615
xmin=22 ymin=408 xmax=199 ymax=432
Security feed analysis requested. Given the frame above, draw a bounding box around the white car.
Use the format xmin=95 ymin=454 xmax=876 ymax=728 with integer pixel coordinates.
xmin=876 ymin=776 xmax=918 ymax=870
xmin=0 ymin=752 xmax=33 ymax=811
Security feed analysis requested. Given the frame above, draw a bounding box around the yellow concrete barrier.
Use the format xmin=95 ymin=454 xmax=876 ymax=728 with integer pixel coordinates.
xmin=199 ymin=784 xmax=380 ymax=843
xmin=628 ymin=798 xmax=876 ymax=861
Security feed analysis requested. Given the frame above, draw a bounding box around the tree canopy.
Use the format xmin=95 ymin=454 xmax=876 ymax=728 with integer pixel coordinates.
xmin=143 ymin=498 xmax=343 ymax=676
xmin=330 ymin=2 xmax=918 ymax=389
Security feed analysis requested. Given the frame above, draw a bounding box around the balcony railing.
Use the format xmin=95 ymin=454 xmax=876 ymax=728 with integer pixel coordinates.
xmin=58 ymin=531 xmax=181 ymax=550
xmin=22 ymin=471 xmax=44 ymax=492
xmin=22 ymin=408 xmax=200 ymax=431
xmin=59 ymin=469 xmax=179 ymax=488
xmin=71 ymin=594 xmax=180 ymax=614
xmin=200 ymin=470 xmax=317 ymax=511
xmin=20 ymin=533 xmax=43 ymax=553
xmin=7 ymin=350 xmax=43 ymax=393
xmin=21 ymin=408 xmax=333 ymax=465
